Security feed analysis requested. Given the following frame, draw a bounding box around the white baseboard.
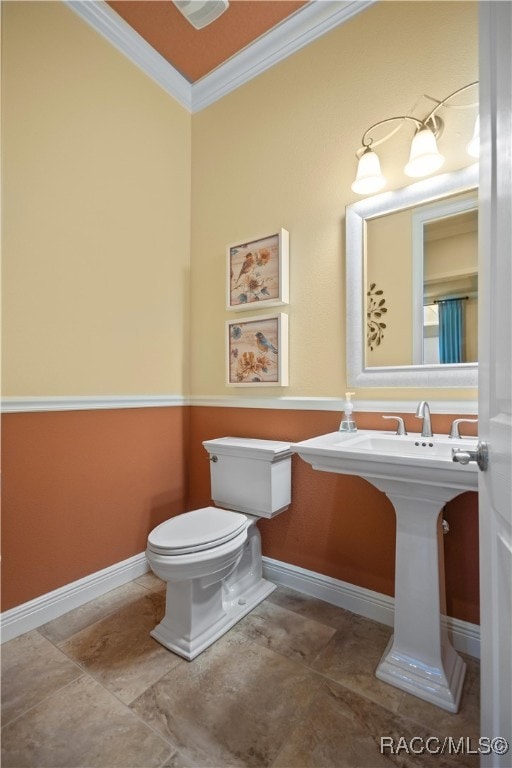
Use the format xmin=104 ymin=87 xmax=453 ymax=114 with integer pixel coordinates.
xmin=262 ymin=556 xmax=480 ymax=659
xmin=1 ymin=552 xmax=479 ymax=659
xmin=0 ymin=553 xmax=150 ymax=643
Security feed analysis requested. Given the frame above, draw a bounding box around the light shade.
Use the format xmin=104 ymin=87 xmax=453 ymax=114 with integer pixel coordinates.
xmin=351 ymin=147 xmax=386 ymax=195
xmin=173 ymin=0 xmax=229 ymax=29
xmin=404 ymin=127 xmax=445 ymax=178
xmin=467 ymin=115 xmax=480 ymax=158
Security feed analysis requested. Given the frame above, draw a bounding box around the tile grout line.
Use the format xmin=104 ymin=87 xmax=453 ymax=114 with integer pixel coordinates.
xmin=4 ymin=580 xmax=478 ymax=766
xmin=35 ymin=627 xmax=187 ymax=761
xmin=2 ymin=662 xmax=178 ymax=768
xmin=268 ymin=677 xmax=331 ymax=768
xmin=32 ymin=587 xmax=193 ymax=754
xmin=1 ymin=670 xmax=88 ymax=731
xmin=37 ymin=624 xmax=186 ymax=715
xmin=36 ymin=579 xmax=160 ymax=648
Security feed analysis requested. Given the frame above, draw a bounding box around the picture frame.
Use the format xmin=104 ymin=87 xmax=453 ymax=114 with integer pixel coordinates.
xmin=226 ymin=313 xmax=289 ymax=387
xmin=227 ymin=229 xmax=289 ymax=311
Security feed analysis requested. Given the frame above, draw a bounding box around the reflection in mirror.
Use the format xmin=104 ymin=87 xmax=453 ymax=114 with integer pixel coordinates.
xmin=346 ymin=165 xmax=478 ymax=388
xmin=421 ymin=203 xmax=478 ymax=365
xmin=365 ymin=190 xmax=478 ymax=368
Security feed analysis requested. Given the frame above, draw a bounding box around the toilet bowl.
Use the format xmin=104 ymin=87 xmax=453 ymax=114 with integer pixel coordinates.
xmin=146 ymin=437 xmax=292 ymax=660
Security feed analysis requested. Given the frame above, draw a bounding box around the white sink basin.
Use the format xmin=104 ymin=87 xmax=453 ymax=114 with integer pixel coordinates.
xmin=291 ymin=428 xmax=479 ymax=713
xmin=291 ymin=429 xmax=478 ymax=493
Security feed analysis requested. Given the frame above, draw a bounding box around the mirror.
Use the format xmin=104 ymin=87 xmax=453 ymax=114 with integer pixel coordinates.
xmin=346 ymin=164 xmax=478 ymax=388
xmin=366 ymin=189 xmax=478 ymax=367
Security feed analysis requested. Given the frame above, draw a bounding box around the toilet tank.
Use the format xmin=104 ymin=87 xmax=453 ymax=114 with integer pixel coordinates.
xmin=202 ymin=437 xmax=293 ymax=518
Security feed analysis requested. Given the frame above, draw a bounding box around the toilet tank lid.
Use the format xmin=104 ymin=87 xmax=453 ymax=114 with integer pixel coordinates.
xmin=203 ymin=437 xmax=293 ymax=462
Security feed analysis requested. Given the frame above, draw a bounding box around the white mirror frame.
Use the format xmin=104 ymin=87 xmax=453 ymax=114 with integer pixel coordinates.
xmin=346 ymin=164 xmax=479 ymax=388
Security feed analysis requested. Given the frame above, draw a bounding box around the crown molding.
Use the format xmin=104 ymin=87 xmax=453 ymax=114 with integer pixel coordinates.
xmin=66 ymin=0 xmax=376 ymax=114
xmin=192 ymin=0 xmax=375 ymax=112
xmin=65 ymin=0 xmax=193 ymax=111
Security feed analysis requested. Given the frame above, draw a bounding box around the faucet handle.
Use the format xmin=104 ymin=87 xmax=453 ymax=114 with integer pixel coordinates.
xmin=382 ymin=416 xmax=407 ymax=436
xmin=449 ymin=418 xmax=478 ymax=439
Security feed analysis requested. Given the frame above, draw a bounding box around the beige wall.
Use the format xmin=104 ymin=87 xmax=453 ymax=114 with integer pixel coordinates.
xmin=2 ymin=1 xmax=478 ymax=402
xmin=190 ymin=0 xmax=478 ymax=401
xmin=2 ymin=1 xmax=191 ymax=396
xmin=425 ymin=231 xmax=478 ymax=284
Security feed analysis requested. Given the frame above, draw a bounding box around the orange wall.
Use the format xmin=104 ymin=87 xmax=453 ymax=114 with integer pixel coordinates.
xmin=189 ymin=407 xmax=479 ymax=625
xmin=2 ymin=405 xmax=479 ymax=626
xmin=1 ymin=407 xmax=188 ymax=611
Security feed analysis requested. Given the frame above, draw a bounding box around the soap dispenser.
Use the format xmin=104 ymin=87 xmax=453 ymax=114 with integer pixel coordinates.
xmin=339 ymin=392 xmax=357 ymax=432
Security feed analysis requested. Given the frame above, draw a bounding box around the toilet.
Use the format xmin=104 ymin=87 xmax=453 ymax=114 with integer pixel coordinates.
xmin=146 ymin=437 xmax=293 ymax=660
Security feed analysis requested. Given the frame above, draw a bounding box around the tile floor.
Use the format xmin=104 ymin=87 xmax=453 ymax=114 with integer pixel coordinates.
xmin=1 ymin=573 xmax=480 ymax=768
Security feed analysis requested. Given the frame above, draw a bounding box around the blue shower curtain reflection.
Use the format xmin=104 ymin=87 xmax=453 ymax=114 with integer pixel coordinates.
xmin=438 ymin=299 xmax=463 ymax=364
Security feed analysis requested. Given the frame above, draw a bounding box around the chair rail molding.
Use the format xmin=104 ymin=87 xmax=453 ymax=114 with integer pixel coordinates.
xmin=1 ymin=395 xmax=187 ymax=413
xmin=187 ymin=395 xmax=478 ymax=413
xmin=1 ymin=395 xmax=477 ymax=414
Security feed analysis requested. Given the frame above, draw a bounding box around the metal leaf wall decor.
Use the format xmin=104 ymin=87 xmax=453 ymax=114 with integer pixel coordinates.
xmin=367 ymin=283 xmax=388 ymax=350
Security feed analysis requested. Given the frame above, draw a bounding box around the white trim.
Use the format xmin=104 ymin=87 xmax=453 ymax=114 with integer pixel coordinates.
xmin=0 ymin=553 xmax=150 ymax=643
xmin=188 ymin=395 xmax=478 ymax=414
xmin=1 ymin=551 xmax=479 ymax=658
xmin=65 ymin=0 xmax=192 ymax=111
xmin=346 ymin=166 xmax=479 ymax=389
xmin=1 ymin=395 xmax=478 ymax=414
xmin=191 ymin=0 xmax=375 ymax=112
xmin=1 ymin=395 xmax=187 ymax=413
xmin=65 ymin=0 xmax=375 ymax=114
xmin=262 ymin=556 xmax=480 ymax=658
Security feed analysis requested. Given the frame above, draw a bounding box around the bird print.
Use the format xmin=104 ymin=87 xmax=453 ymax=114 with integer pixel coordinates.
xmin=255 ymin=332 xmax=278 ymax=354
xmin=234 ymin=252 xmax=254 ymax=287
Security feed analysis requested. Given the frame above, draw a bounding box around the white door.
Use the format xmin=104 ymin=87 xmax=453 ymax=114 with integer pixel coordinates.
xmin=479 ymin=2 xmax=512 ymax=762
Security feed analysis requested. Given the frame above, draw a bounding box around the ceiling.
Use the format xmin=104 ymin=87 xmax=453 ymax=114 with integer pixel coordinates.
xmin=106 ymin=0 xmax=309 ymax=83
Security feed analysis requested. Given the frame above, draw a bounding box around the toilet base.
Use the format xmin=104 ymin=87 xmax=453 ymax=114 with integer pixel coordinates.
xmin=151 ymin=577 xmax=276 ymax=660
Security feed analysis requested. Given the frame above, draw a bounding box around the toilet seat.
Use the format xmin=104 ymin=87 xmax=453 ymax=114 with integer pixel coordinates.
xmin=147 ymin=506 xmax=248 ymax=555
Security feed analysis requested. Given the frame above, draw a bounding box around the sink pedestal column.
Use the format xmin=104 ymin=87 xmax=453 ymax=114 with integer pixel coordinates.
xmin=374 ymin=482 xmax=466 ymax=713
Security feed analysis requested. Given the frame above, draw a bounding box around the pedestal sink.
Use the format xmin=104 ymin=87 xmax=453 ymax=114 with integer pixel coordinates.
xmin=290 ymin=429 xmax=478 ymax=712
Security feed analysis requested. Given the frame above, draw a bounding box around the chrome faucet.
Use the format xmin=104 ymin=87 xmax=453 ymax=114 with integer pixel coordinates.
xmin=415 ymin=401 xmax=433 ymax=438
xmin=449 ymin=418 xmax=478 ymax=439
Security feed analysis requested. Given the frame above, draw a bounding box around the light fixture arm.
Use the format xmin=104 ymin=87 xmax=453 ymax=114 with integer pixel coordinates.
xmin=351 ymin=81 xmax=478 ymax=195
xmin=359 ymin=116 xmax=423 ymax=156
xmin=356 ymin=81 xmax=479 ymax=158
xmin=423 ymin=81 xmax=479 ymax=126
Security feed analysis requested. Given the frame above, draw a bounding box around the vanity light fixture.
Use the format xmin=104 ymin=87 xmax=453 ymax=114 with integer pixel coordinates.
xmin=351 ymin=146 xmax=387 ymax=195
xmin=351 ymin=82 xmax=479 ymax=195
xmin=173 ymin=0 xmax=229 ymax=29
xmin=404 ymin=126 xmax=445 ymax=178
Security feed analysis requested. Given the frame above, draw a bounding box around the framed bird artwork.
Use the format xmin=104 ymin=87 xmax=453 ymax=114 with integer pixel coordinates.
xmin=226 ymin=229 xmax=289 ymax=311
xmin=226 ymin=313 xmax=289 ymax=386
